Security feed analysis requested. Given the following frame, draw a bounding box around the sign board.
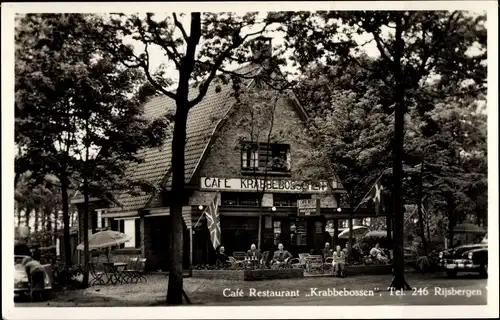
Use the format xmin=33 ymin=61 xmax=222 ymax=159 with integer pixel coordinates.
xmin=200 ymin=177 xmax=328 ymax=193
xmin=297 ymin=199 xmax=320 ymax=216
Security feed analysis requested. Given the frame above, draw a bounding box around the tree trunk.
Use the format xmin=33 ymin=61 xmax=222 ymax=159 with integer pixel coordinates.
xmin=257 ymin=197 xmax=263 ymax=250
xmin=17 ymin=206 xmax=22 ymax=227
xmin=34 ymin=209 xmax=39 ymax=233
xmin=41 ymin=209 xmax=46 ymax=233
xmin=82 ymin=164 xmax=90 ymax=288
xmin=417 ymin=162 xmax=428 ymax=254
xmin=166 ymin=103 xmax=189 ymax=305
xmin=389 ymin=15 xmax=410 ymax=290
xmin=447 ymin=197 xmax=456 ymax=247
xmin=425 ymin=198 xmax=431 ymax=247
xmin=25 ymin=207 xmax=31 ymax=227
xmin=60 ymin=177 xmax=72 ymax=267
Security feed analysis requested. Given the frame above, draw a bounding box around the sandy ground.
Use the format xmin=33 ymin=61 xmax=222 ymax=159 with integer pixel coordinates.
xmin=15 ymin=272 xmax=487 ymax=307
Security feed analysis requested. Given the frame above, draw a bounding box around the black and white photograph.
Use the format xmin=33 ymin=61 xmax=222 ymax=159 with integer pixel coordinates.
xmin=2 ymin=1 xmax=498 ymax=319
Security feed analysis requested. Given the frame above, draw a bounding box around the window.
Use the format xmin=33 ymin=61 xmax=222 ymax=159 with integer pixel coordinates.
xmin=241 ymin=143 xmax=291 ymax=173
xmin=241 ymin=145 xmax=259 ymax=169
xmin=274 ymin=194 xmax=311 ymax=207
xmin=221 ymin=192 xmax=260 ymax=206
xmin=134 ymin=219 xmax=141 ymax=248
xmin=97 ymin=210 xmax=102 ymax=228
xmin=271 ymin=144 xmax=291 ymax=171
xmin=124 ymin=219 xmax=136 ymax=248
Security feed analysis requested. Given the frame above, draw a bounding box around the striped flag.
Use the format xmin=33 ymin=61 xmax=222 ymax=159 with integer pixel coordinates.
xmin=205 ymin=193 xmax=221 ymax=250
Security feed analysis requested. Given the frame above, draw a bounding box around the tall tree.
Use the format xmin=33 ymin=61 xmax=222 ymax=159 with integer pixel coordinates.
xmin=15 ymin=13 xmax=169 ymax=280
xmin=93 ymin=12 xmax=283 ymax=304
xmin=282 ymin=10 xmax=486 ymax=289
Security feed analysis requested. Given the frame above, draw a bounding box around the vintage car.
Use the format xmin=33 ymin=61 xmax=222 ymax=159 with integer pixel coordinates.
xmin=438 ymin=236 xmax=488 ymax=278
xmin=14 ymin=255 xmax=53 ymax=301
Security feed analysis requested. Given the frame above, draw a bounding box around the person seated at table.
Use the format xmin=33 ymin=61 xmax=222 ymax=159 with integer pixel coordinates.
xmin=215 ymin=245 xmax=230 ymax=268
xmin=332 ymin=245 xmax=346 ymax=277
xmin=370 ymin=243 xmax=390 ymax=264
xmin=246 ymin=244 xmax=262 ymax=261
xmin=351 ymin=242 xmax=363 ymax=263
xmin=321 ymin=242 xmax=333 ymax=260
xmin=271 ymin=243 xmax=292 ymax=266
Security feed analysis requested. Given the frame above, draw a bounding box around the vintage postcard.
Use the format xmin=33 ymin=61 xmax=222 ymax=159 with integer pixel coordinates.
xmin=2 ymin=1 xmax=498 ymax=319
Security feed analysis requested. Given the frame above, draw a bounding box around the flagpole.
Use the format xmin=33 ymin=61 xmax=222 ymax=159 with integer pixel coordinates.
xmin=352 ymin=169 xmax=388 ymax=213
xmin=193 ymin=209 xmax=206 ymax=229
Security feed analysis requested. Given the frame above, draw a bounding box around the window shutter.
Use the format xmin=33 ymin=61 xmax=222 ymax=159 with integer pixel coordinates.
xmin=242 ymin=150 xmax=248 ymax=168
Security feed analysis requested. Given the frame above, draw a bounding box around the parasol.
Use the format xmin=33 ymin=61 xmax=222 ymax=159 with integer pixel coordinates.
xmin=338 ymin=226 xmax=370 ymax=239
xmin=452 ymin=223 xmax=486 ymax=234
xmin=77 ymin=230 xmax=131 ymax=251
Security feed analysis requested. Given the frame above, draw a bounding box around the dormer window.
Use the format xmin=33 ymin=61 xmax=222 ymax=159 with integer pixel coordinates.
xmin=241 ymin=142 xmax=291 ymax=174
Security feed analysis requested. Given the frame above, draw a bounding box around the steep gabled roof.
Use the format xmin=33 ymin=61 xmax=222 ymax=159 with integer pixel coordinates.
xmin=105 ymin=63 xmax=261 ymax=217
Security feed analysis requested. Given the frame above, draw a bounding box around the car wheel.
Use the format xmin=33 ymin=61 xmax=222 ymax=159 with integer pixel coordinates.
xmin=446 ymin=269 xmax=457 ymax=278
xmin=479 ymin=264 xmax=488 ymax=278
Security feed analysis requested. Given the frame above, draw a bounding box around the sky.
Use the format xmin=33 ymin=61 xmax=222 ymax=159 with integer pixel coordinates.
xmin=123 ymin=11 xmax=485 ymax=88
xmin=124 ymin=12 xmax=383 ymax=81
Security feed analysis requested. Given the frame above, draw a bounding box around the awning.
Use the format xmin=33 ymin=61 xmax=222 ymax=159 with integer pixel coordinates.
xmin=102 ymin=210 xmax=139 ymax=219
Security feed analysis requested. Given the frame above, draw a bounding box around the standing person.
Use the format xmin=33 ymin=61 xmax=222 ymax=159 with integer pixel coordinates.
xmin=332 ymin=245 xmax=346 ymax=277
xmin=21 ymin=256 xmax=47 ymax=300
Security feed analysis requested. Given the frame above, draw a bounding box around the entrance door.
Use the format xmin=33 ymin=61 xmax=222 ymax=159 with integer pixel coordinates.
xmin=308 ymin=216 xmax=326 ymax=253
xmin=272 ymin=217 xmax=290 ymax=250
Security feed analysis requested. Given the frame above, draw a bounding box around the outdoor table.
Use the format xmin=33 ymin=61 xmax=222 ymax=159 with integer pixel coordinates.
xmin=103 ymin=262 xmax=128 ymax=285
xmin=244 ymin=257 xmax=260 ymax=270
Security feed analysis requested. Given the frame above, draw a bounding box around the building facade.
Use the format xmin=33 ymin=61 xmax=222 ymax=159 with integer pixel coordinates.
xmin=73 ymin=61 xmax=383 ymax=271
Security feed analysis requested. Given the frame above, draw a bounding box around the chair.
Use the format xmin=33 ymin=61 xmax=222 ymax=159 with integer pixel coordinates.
xmin=228 ymin=256 xmax=245 ymax=269
xmin=323 ymin=256 xmax=334 ymax=274
xmin=289 ymin=253 xmax=310 ymax=269
xmin=232 ymin=251 xmax=246 ymax=261
xmin=122 ymin=257 xmax=139 ymax=283
xmin=305 ymin=255 xmax=324 ymax=274
xmin=89 ymin=262 xmax=105 ymax=286
xmin=134 ymin=258 xmax=148 ymax=283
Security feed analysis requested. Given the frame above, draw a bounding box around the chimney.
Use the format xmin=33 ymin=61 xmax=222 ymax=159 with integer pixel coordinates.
xmin=252 ymin=37 xmax=272 ymax=62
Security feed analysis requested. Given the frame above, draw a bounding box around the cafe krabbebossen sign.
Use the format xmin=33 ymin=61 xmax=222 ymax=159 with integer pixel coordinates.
xmin=200 ymin=177 xmax=328 ymax=193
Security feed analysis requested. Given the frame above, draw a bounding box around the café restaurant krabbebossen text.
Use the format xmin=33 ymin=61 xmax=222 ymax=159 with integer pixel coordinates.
xmin=72 ymin=63 xmax=371 ymax=271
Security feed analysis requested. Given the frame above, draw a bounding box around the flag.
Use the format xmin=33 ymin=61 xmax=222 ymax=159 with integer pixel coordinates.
xmin=357 ymin=179 xmax=384 ymax=214
xmin=368 ymin=180 xmax=384 ymax=214
xmin=205 ymin=193 xmax=221 ymax=250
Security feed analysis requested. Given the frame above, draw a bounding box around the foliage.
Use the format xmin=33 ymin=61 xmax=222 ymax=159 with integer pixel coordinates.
xmin=15 ymin=14 xmax=171 ymax=287
xmin=284 ymin=12 xmax=487 ymax=276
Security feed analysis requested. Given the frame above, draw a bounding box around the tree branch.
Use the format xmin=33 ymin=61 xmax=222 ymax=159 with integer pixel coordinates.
xmin=189 ymin=21 xmax=274 ymax=108
xmin=172 ymin=13 xmax=189 ymax=42
xmin=146 ymin=14 xmax=181 ymax=70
